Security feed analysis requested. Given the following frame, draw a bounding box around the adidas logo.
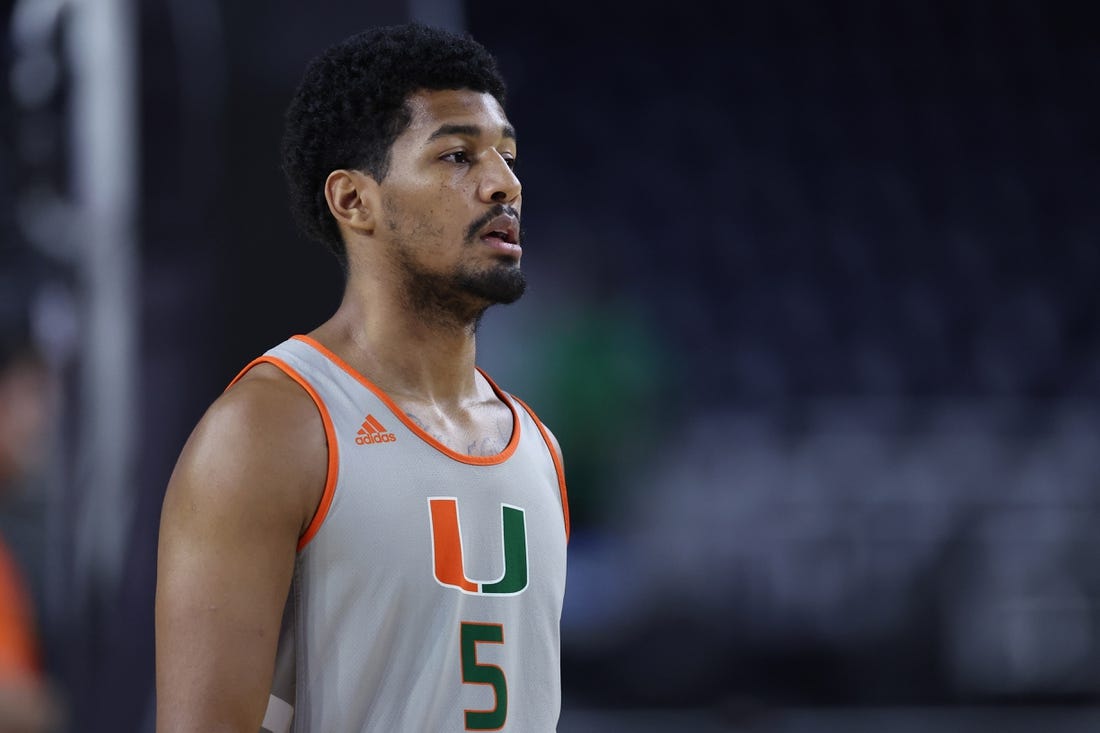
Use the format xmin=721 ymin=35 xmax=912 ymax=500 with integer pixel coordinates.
xmin=356 ymin=414 xmax=397 ymax=445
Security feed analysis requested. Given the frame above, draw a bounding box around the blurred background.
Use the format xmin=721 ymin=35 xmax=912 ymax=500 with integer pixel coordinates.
xmin=2 ymin=0 xmax=1099 ymax=730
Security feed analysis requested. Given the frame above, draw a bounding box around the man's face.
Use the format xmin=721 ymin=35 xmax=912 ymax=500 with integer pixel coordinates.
xmin=376 ymin=88 xmax=525 ymax=319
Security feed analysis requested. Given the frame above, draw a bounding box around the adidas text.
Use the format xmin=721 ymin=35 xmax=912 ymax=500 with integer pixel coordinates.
xmin=356 ymin=432 xmax=397 ymax=445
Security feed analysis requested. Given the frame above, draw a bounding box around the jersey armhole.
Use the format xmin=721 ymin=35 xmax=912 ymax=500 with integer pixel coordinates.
xmin=512 ymin=397 xmax=570 ymax=541
xmin=227 ymin=355 xmax=339 ymax=552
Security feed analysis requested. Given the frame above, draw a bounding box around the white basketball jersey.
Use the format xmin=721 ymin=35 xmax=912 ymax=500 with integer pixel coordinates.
xmin=232 ymin=335 xmax=569 ymax=733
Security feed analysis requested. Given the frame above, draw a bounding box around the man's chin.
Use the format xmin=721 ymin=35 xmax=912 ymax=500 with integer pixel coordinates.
xmin=461 ymin=267 xmax=527 ymax=305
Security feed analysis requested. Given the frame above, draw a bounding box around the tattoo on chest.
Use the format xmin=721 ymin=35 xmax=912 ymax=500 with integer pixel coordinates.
xmin=406 ymin=413 xmax=445 ymax=443
xmin=407 ymin=412 xmax=512 ymax=457
xmin=467 ymin=437 xmax=501 ymax=456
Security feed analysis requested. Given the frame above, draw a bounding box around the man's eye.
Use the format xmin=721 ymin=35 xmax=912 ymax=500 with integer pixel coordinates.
xmin=442 ymin=151 xmax=470 ymax=164
xmin=503 ymin=157 xmax=517 ymax=170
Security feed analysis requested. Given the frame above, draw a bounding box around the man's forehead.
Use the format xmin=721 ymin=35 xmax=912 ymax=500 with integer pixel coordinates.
xmin=404 ymin=89 xmax=513 ymax=139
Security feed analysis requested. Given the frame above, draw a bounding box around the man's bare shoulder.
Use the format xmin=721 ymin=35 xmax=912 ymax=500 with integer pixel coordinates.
xmin=163 ymin=362 xmax=327 ymax=535
xmin=218 ymin=361 xmax=321 ymax=428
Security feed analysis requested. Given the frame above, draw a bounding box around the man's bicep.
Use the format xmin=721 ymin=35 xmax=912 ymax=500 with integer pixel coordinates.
xmin=155 ymin=389 xmax=314 ymax=733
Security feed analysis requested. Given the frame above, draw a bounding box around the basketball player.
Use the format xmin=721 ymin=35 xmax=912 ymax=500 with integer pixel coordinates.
xmin=154 ymin=23 xmax=569 ymax=733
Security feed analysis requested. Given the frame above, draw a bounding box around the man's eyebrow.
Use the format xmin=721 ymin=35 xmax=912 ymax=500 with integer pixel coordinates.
xmin=426 ymin=123 xmax=517 ymax=142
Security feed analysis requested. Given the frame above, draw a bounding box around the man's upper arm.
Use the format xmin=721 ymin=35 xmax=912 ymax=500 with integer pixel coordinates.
xmin=155 ymin=368 xmax=325 ymax=733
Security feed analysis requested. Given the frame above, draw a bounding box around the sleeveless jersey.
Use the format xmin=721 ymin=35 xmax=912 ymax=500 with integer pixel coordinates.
xmin=233 ymin=335 xmax=569 ymax=733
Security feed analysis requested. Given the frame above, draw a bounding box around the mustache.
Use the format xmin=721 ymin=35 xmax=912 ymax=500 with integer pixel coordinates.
xmin=465 ymin=204 xmax=521 ymax=242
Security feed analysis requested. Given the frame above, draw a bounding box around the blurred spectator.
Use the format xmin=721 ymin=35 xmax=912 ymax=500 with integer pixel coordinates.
xmin=0 ymin=277 xmax=61 ymax=732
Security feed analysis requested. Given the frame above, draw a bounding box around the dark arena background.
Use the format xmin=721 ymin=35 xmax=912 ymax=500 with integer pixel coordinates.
xmin=2 ymin=1 xmax=1099 ymax=730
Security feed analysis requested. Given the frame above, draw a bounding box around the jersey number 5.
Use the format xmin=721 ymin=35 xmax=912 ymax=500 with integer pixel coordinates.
xmin=460 ymin=622 xmax=507 ymax=730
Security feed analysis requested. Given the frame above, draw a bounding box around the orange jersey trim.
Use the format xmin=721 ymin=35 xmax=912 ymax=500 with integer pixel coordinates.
xmin=291 ymin=335 xmax=521 ymax=466
xmin=227 ymin=355 xmax=340 ymax=552
xmin=512 ymin=397 xmax=569 ymax=541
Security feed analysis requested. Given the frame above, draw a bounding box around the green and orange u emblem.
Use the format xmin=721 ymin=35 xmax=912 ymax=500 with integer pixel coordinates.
xmin=428 ymin=497 xmax=529 ymax=595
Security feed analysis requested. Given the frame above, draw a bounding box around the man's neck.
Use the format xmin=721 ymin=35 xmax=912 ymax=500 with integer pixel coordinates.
xmin=310 ymin=290 xmax=485 ymax=407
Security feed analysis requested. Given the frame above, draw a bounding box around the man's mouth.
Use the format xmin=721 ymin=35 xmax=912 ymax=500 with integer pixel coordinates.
xmin=479 ymin=214 xmax=519 ymax=246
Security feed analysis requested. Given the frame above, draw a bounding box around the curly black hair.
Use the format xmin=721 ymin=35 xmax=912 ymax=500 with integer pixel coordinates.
xmin=281 ymin=23 xmax=508 ymax=270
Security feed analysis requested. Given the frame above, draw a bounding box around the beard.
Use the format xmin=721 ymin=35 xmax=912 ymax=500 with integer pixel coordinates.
xmin=454 ymin=260 xmax=527 ymax=305
xmin=390 ymin=242 xmax=527 ymax=329
xmin=383 ymin=198 xmax=527 ymax=327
